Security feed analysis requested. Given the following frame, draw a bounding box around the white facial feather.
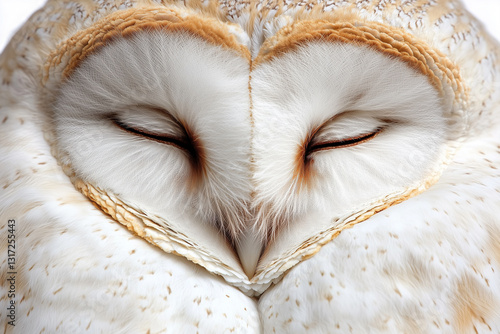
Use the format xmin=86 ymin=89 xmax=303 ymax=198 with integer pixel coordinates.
xmin=251 ymin=42 xmax=448 ymax=239
xmin=54 ymin=31 xmax=253 ymax=240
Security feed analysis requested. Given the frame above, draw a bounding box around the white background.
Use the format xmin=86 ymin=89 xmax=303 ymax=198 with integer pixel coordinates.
xmin=0 ymin=0 xmax=499 ymax=53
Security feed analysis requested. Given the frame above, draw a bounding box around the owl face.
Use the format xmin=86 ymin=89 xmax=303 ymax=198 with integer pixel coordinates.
xmin=43 ymin=5 xmax=464 ymax=291
xmin=3 ymin=0 xmax=500 ymax=332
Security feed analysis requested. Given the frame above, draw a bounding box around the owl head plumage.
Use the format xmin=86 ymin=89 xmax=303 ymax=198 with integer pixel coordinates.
xmin=2 ymin=0 xmax=500 ymax=322
xmin=2 ymin=0 xmax=499 ymax=292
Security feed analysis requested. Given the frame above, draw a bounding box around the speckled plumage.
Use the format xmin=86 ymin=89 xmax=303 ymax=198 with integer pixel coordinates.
xmin=1 ymin=0 xmax=500 ymax=333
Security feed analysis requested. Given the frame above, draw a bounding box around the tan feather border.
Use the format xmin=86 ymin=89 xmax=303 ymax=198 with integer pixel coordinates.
xmin=43 ymin=6 xmax=250 ymax=82
xmin=254 ymin=18 xmax=466 ymax=103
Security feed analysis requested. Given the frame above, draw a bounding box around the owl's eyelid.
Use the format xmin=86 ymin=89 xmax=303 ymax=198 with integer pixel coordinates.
xmin=110 ymin=115 xmax=191 ymax=152
xmin=307 ymin=127 xmax=383 ymax=154
xmin=306 ymin=112 xmax=397 ymax=155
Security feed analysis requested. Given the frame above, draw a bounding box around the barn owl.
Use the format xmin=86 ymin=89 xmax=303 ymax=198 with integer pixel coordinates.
xmin=1 ymin=0 xmax=500 ymax=332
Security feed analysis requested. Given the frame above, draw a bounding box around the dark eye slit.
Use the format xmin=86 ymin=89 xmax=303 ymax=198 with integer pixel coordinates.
xmin=111 ymin=116 xmax=192 ymax=153
xmin=307 ymin=128 xmax=382 ymax=153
